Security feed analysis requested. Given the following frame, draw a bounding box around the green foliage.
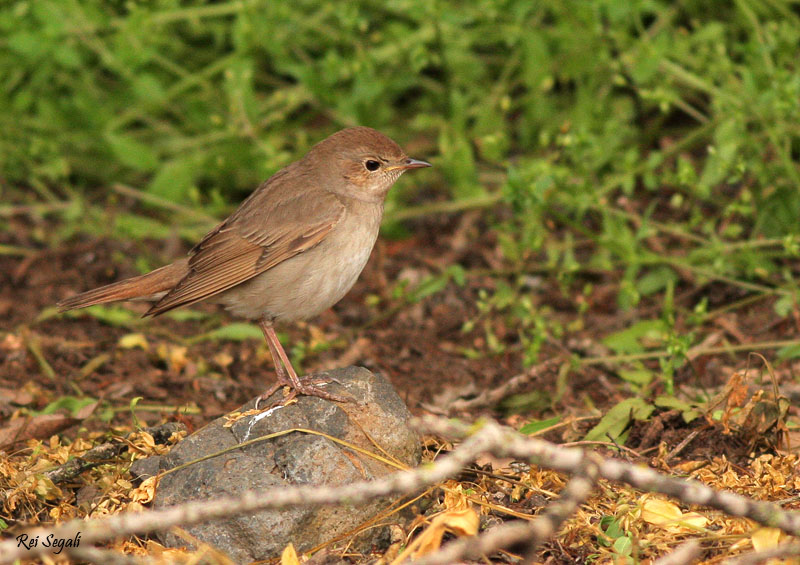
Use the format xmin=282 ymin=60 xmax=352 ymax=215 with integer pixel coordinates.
xmin=463 ymin=277 xmax=565 ymax=366
xmin=603 ymin=320 xmax=668 ymax=355
xmin=4 ymin=1 xmax=798 ymax=256
xmin=2 ymin=0 xmax=516 ymax=203
xmin=406 ymin=265 xmax=467 ymax=304
xmin=496 ymin=1 xmax=800 ymax=308
xmin=4 ymin=1 xmax=800 ymax=414
xmin=654 ymin=395 xmax=700 ymax=423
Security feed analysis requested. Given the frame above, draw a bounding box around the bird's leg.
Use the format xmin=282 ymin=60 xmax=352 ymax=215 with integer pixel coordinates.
xmin=256 ymin=319 xmax=296 ymax=407
xmin=256 ymin=318 xmax=351 ymax=407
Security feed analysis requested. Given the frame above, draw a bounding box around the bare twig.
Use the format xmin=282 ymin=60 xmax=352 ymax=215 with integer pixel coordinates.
xmin=68 ymin=546 xmax=152 ymax=565
xmin=3 ymin=417 xmax=800 ymax=564
xmin=415 ymin=454 xmax=601 ymax=565
xmin=665 ymin=429 xmax=701 ymax=463
xmin=412 ymin=521 xmax=533 ymax=565
xmin=415 ymin=417 xmax=800 ymax=537
xmin=723 ymin=544 xmax=800 ymax=565
xmin=653 ymin=540 xmax=702 ymax=565
xmin=520 ymin=454 xmax=601 ymax=562
xmin=42 ymin=422 xmax=185 ymax=486
xmin=447 ymin=359 xmax=561 ymax=412
xmin=0 ymin=421 xmax=499 ymax=563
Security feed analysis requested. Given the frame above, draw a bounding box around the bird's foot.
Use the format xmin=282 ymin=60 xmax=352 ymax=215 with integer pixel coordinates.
xmin=255 ymin=374 xmax=353 ymax=409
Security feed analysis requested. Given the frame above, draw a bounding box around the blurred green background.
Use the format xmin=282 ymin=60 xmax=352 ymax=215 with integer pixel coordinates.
xmin=2 ymin=0 xmax=799 ymax=328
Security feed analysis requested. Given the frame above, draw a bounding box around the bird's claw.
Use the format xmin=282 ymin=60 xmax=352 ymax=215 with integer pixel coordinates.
xmin=255 ymin=374 xmax=354 ymax=409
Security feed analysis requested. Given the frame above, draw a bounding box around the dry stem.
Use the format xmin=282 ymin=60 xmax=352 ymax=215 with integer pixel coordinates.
xmin=2 ymin=417 xmax=798 ymax=564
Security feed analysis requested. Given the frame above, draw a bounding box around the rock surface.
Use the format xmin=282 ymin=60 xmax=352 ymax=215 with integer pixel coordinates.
xmin=149 ymin=367 xmax=420 ymax=562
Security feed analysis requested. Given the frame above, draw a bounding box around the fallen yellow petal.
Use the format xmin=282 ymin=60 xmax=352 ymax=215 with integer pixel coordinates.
xmin=641 ymin=498 xmax=683 ymax=526
xmin=392 ymin=507 xmax=480 ymax=563
xmin=752 ymin=527 xmax=782 ymax=551
xmin=281 ymin=542 xmax=300 ymax=565
xmin=118 ymin=333 xmax=149 ymax=350
xmin=641 ymin=497 xmax=707 ymax=532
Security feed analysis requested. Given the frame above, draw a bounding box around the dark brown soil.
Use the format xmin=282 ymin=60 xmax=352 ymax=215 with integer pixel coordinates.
xmin=3 ymin=200 xmax=800 ymax=564
xmin=2 ymin=206 xmax=794 ymax=465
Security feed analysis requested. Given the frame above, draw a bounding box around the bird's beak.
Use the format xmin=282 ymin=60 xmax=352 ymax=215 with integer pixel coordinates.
xmin=403 ymin=158 xmax=432 ymax=169
xmin=387 ymin=158 xmax=432 ymax=171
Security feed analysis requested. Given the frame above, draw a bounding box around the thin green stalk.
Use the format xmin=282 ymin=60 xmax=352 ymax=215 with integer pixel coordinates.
xmin=0 ymin=244 xmax=37 ymax=257
xmin=386 ymin=194 xmax=502 ymax=222
xmin=24 ymin=331 xmax=57 ymax=380
xmin=112 ymin=184 xmax=218 ymax=225
xmin=106 ymin=54 xmax=238 ymax=132
xmin=146 ymin=1 xmax=246 ymax=25
xmin=659 ymin=59 xmax=732 ymax=104
xmin=579 ymin=338 xmax=800 ymax=366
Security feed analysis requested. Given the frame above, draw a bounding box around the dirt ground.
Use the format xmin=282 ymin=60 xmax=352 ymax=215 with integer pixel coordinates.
xmin=1 ymin=203 xmax=798 ymax=562
xmin=2 ymin=209 xmax=793 ymax=447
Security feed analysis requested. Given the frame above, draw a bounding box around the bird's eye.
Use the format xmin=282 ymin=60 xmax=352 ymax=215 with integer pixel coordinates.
xmin=364 ymin=160 xmax=380 ymax=172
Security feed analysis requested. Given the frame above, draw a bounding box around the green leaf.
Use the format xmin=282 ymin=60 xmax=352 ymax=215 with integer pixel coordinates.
xmin=165 ymin=310 xmax=210 ymax=322
xmin=129 ymin=396 xmax=143 ymax=428
xmin=612 ymin=535 xmax=633 ymax=556
xmin=603 ymin=320 xmax=667 ymax=354
xmin=410 ymin=275 xmax=449 ymax=302
xmin=777 ymin=343 xmax=800 ymax=361
xmin=655 ymin=395 xmax=700 ymax=423
xmin=132 ymin=73 xmax=166 ymax=104
xmin=65 ymin=305 xmax=137 ymax=327
xmin=105 ymin=133 xmax=159 ymax=172
xmin=147 ymin=157 xmax=196 ymax=202
xmin=39 ymin=396 xmax=98 ymax=417
xmin=520 ymin=416 xmax=561 ymax=435
xmin=617 ymin=368 xmax=653 ymax=387
xmin=773 ymin=295 xmax=795 ymax=318
xmin=636 ymin=266 xmax=678 ymax=296
xmin=190 ymin=323 xmax=262 ymax=344
xmin=598 ymin=515 xmax=624 ymax=546
xmin=584 ymin=398 xmax=654 ymax=442
xmin=114 ymin=213 xmax=171 ymax=241
xmin=447 ymin=264 xmax=466 ymax=286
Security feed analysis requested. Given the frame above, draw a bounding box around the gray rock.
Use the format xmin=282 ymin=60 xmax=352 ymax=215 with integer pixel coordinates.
xmin=129 ymin=454 xmax=162 ymax=483
xmin=152 ymin=367 xmax=420 ymax=562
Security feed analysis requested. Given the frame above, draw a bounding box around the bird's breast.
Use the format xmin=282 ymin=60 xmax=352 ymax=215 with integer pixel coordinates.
xmin=219 ymin=200 xmax=383 ymax=322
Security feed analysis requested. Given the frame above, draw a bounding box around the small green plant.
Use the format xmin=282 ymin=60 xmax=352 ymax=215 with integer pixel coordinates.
xmin=596 ymin=515 xmax=634 ymax=563
xmin=463 ymin=278 xmax=564 ymax=366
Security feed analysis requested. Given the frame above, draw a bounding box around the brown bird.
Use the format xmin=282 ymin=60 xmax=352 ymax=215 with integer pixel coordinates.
xmin=58 ymin=127 xmax=431 ymax=405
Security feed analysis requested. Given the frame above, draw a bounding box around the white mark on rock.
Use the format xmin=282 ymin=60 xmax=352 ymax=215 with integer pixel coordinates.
xmin=242 ymin=406 xmax=281 ymax=441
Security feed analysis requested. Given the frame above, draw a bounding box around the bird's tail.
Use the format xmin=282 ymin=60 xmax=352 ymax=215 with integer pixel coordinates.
xmin=57 ymin=259 xmax=189 ymax=314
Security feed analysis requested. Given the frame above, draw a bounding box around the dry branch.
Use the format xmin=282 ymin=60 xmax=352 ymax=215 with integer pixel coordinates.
xmin=652 ymin=540 xmax=702 ymax=565
xmin=2 ymin=416 xmax=798 ymax=564
xmin=447 ymin=359 xmax=561 ymax=412
xmin=0 ymin=421 xmax=498 ymax=563
xmin=414 ymin=454 xmax=602 ymax=565
xmin=43 ymin=422 xmax=185 ymax=485
xmin=68 ymin=546 xmax=153 ymax=565
xmin=723 ymin=544 xmax=800 ymax=565
xmin=417 ymin=417 xmax=800 ymax=537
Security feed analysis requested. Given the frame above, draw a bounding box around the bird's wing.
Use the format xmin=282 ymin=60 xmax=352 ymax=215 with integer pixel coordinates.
xmin=145 ymin=172 xmax=345 ymax=317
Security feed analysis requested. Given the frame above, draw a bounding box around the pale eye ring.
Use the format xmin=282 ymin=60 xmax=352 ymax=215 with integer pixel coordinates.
xmin=364 ymin=160 xmax=380 ymax=172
